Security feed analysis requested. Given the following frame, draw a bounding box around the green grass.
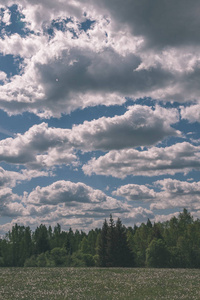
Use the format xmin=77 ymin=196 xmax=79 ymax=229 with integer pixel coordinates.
xmin=0 ymin=267 xmax=200 ymax=299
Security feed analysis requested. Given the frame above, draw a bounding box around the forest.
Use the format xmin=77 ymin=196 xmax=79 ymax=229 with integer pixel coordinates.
xmin=0 ymin=209 xmax=200 ymax=268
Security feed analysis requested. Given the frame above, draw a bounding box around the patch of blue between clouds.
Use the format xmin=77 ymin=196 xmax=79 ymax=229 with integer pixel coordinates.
xmin=43 ymin=17 xmax=73 ymax=37
xmin=0 ymin=54 xmax=23 ymax=79
xmin=44 ymin=17 xmax=95 ymax=39
xmin=80 ymin=19 xmax=95 ymax=31
xmin=0 ymin=110 xmax=41 ymax=138
xmin=0 ymin=5 xmax=30 ymax=37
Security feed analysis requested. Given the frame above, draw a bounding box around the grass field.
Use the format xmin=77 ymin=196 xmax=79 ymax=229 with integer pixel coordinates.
xmin=0 ymin=267 xmax=200 ymax=299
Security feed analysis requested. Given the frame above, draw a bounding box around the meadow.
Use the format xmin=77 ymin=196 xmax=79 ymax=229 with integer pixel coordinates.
xmin=0 ymin=267 xmax=200 ymax=299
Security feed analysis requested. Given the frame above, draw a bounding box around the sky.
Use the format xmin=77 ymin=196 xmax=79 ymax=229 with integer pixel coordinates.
xmin=0 ymin=0 xmax=200 ymax=234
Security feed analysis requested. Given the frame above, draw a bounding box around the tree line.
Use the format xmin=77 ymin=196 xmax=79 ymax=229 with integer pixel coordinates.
xmin=1 ymin=209 xmax=200 ymax=268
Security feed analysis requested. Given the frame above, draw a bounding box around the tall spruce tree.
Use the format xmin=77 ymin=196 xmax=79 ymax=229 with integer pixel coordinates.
xmin=98 ymin=219 xmax=109 ymax=267
xmin=33 ymin=224 xmax=50 ymax=254
xmin=106 ymin=214 xmax=116 ymax=267
xmin=115 ymin=218 xmax=134 ymax=267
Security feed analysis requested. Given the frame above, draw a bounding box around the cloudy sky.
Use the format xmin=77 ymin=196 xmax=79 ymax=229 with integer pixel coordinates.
xmin=0 ymin=0 xmax=200 ymax=234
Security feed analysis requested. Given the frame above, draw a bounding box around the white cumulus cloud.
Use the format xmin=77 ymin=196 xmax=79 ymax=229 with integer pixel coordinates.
xmin=0 ymin=105 xmax=180 ymax=169
xmin=83 ymin=142 xmax=200 ymax=178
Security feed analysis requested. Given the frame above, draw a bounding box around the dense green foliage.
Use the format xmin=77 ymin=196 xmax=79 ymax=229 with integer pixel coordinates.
xmin=1 ymin=209 xmax=200 ymax=268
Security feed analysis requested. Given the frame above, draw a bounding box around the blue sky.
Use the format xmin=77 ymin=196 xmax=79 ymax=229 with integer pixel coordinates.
xmin=0 ymin=1 xmax=200 ymax=233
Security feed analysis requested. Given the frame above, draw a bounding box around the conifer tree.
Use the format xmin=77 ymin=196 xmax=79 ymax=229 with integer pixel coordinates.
xmin=115 ymin=218 xmax=134 ymax=267
xmin=97 ymin=219 xmax=109 ymax=267
xmin=33 ymin=224 xmax=50 ymax=254
xmin=106 ymin=214 xmax=116 ymax=267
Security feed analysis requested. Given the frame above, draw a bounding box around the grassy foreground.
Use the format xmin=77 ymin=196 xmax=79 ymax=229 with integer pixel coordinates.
xmin=0 ymin=267 xmax=200 ymax=300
